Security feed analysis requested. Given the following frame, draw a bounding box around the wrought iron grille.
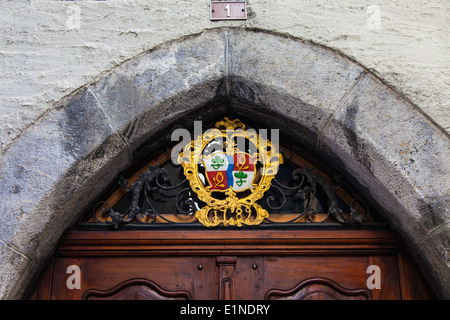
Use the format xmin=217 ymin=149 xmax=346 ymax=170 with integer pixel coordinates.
xmin=82 ymin=146 xmax=380 ymax=230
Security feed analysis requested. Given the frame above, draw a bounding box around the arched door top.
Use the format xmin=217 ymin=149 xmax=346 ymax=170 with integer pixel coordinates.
xmin=0 ymin=28 xmax=448 ymax=299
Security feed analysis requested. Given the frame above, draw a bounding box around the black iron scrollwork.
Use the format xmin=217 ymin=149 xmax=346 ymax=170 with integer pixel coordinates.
xmin=92 ymin=165 xmax=201 ymax=229
xmin=89 ymin=159 xmax=370 ymax=230
xmin=261 ymin=164 xmax=369 ymax=225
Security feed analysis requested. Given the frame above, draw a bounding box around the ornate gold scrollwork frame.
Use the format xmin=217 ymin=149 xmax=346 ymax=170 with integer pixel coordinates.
xmin=178 ymin=118 xmax=283 ymax=227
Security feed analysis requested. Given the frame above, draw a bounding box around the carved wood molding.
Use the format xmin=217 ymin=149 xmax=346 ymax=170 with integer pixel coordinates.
xmin=57 ymin=230 xmax=402 ymax=257
xmin=265 ymin=277 xmax=371 ymax=300
xmin=217 ymin=256 xmax=238 ymax=300
xmin=81 ymin=278 xmax=192 ymax=300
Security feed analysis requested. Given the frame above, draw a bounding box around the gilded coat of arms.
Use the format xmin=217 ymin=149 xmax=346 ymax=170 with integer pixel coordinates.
xmin=178 ymin=118 xmax=283 ymax=227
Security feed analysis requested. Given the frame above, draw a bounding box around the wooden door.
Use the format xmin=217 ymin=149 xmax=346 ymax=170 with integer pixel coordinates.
xmin=31 ymin=229 xmax=433 ymax=300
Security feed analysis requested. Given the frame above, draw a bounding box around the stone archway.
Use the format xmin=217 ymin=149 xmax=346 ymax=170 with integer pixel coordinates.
xmin=0 ymin=28 xmax=448 ymax=299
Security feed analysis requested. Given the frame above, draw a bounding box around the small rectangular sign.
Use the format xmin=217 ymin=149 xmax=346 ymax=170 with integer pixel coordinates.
xmin=210 ymin=1 xmax=247 ymax=20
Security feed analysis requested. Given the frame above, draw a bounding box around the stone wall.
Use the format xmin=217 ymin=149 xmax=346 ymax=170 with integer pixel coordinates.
xmin=0 ymin=0 xmax=448 ymax=154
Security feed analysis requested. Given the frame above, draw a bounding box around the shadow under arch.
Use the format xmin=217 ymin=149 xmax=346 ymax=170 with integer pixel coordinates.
xmin=0 ymin=28 xmax=448 ymax=299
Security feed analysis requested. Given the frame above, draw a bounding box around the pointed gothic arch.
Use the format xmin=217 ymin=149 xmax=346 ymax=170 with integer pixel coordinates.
xmin=0 ymin=28 xmax=448 ymax=299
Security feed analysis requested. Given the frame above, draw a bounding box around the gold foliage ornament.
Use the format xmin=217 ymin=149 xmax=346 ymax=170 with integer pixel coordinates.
xmin=178 ymin=118 xmax=283 ymax=227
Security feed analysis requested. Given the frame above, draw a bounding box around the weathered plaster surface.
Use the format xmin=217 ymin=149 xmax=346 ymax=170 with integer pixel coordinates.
xmin=0 ymin=0 xmax=448 ymax=154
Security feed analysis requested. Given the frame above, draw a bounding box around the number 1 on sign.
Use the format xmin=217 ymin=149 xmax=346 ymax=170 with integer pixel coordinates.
xmin=225 ymin=4 xmax=230 ymax=17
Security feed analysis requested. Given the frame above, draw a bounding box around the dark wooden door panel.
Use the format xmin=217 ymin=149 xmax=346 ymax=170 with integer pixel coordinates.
xmin=260 ymin=255 xmax=401 ymax=300
xmin=82 ymin=278 xmax=192 ymax=300
xmin=50 ymin=256 xmax=201 ymax=300
xmin=232 ymin=256 xmax=265 ymax=300
xmin=225 ymin=255 xmax=401 ymax=300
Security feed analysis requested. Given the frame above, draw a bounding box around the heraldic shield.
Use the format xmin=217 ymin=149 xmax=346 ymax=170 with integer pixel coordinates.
xmin=178 ymin=118 xmax=283 ymax=227
xmin=203 ymin=152 xmax=257 ymax=192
